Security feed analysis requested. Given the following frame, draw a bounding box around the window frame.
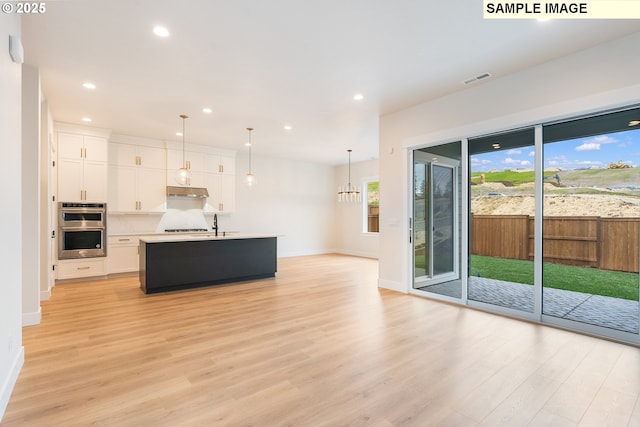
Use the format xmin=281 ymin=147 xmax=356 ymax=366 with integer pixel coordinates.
xmin=362 ymin=178 xmax=379 ymax=234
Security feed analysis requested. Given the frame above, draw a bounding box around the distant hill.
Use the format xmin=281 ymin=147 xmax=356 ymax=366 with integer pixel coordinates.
xmin=472 ymin=168 xmax=638 ymax=189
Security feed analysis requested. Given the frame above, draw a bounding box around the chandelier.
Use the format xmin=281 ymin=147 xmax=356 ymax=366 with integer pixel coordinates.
xmin=338 ymin=149 xmax=361 ymax=202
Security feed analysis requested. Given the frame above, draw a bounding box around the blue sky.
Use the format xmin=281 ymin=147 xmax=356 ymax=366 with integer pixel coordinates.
xmin=471 ymin=128 xmax=640 ymax=172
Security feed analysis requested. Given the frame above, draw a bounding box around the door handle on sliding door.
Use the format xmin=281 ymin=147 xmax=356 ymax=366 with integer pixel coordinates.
xmin=409 ymin=217 xmax=412 ymax=244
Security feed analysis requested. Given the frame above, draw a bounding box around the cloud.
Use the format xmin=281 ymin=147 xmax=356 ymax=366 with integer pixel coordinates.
xmin=592 ymin=135 xmax=617 ymax=144
xmin=507 ymin=149 xmax=522 ymax=155
xmin=503 ymin=157 xmax=530 ymax=167
xmin=503 ymin=157 xmax=518 ymax=164
xmin=529 ymin=151 xmax=535 ymax=157
xmin=471 ymin=158 xmax=492 ymax=165
xmin=576 ymin=142 xmax=600 ymax=151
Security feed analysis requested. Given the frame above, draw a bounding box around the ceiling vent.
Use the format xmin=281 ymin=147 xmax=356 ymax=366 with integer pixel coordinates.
xmin=463 ymin=72 xmax=492 ymax=85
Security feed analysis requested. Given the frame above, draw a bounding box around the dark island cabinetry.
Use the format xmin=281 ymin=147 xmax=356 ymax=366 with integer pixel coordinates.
xmin=139 ymin=236 xmax=277 ymax=294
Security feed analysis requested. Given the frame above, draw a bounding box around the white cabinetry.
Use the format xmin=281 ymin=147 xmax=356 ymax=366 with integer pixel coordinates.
xmin=203 ymin=152 xmax=236 ymax=213
xmin=57 ymin=132 xmax=108 ymax=202
xmin=205 ymin=173 xmax=235 ymax=213
xmin=108 ymin=143 xmax=166 ymax=213
xmin=166 ymin=149 xmax=206 ymax=187
xmin=206 ymin=154 xmax=235 ymax=175
xmin=56 ymin=258 xmax=106 ymax=280
xmin=107 ymin=236 xmax=139 ymax=274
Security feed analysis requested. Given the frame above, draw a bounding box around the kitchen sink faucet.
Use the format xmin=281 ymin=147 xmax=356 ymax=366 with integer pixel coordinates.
xmin=212 ymin=213 xmax=219 ymax=237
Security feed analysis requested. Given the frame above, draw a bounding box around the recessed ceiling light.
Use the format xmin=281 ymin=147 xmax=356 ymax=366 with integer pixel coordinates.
xmin=153 ymin=26 xmax=170 ymax=37
xmin=82 ymin=82 xmax=96 ymax=90
xmin=176 ymin=132 xmax=183 ymax=136
xmin=492 ymin=143 xmax=500 ymax=149
xmin=353 ymin=93 xmax=364 ymax=101
xmin=629 ymin=120 xmax=640 ymax=127
xmin=81 ymin=117 xmax=92 ymax=123
xmin=202 ymin=107 xmax=212 ymax=114
xmin=283 ymin=125 xmax=292 ymax=130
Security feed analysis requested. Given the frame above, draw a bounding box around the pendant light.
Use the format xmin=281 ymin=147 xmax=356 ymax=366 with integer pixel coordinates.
xmin=175 ymin=114 xmax=192 ymax=186
xmin=338 ymin=149 xmax=361 ymax=202
xmin=245 ymin=127 xmax=255 ymax=187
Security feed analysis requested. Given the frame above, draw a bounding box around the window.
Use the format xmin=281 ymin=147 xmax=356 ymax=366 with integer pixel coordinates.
xmin=363 ymin=180 xmax=379 ymax=233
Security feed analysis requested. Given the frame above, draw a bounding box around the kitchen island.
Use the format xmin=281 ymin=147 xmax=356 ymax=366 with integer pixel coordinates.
xmin=139 ymin=234 xmax=277 ymax=294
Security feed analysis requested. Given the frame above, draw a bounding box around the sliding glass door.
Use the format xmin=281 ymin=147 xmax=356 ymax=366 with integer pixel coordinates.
xmin=410 ymin=105 xmax=640 ymax=343
xmin=412 ymin=145 xmax=461 ymax=298
xmin=467 ymin=128 xmax=536 ymax=314
xmin=542 ymin=108 xmax=640 ymax=335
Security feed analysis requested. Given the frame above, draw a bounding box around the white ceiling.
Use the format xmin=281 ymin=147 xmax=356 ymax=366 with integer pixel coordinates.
xmin=22 ymin=1 xmax=640 ymax=164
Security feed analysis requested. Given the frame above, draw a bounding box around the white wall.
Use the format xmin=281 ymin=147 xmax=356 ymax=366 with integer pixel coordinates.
xmin=0 ymin=14 xmax=25 ymax=421
xmin=40 ymin=101 xmax=54 ymax=300
xmin=230 ymin=152 xmax=336 ymax=257
xmin=379 ymin=31 xmax=640 ymax=293
xmin=334 ymin=159 xmax=379 ymax=258
xmin=22 ymin=64 xmax=41 ymax=326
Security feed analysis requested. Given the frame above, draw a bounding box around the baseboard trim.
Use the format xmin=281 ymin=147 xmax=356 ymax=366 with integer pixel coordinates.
xmin=334 ymin=249 xmax=379 ymax=259
xmin=40 ymin=288 xmax=51 ymax=301
xmin=378 ymin=278 xmax=406 ymax=293
xmin=22 ymin=307 xmax=41 ymax=326
xmin=277 ymin=249 xmax=333 ymax=258
xmin=0 ymin=345 xmax=24 ymax=423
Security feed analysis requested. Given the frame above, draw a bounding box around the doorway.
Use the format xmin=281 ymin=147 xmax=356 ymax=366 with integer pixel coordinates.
xmin=412 ymin=149 xmax=461 ymax=297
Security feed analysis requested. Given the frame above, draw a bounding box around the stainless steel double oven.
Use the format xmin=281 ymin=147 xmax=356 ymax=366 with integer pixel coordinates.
xmin=58 ymin=202 xmax=107 ymax=259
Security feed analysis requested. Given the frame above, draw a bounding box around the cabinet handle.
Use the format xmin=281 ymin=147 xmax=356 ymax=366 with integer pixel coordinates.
xmin=77 ymin=266 xmax=91 ymax=270
xmin=219 ymin=165 xmax=223 ymax=173
xmin=187 ymin=160 xmax=191 ymax=170
xmin=219 ymin=203 xmax=223 ymax=211
xmin=118 ymin=238 xmax=131 ymax=242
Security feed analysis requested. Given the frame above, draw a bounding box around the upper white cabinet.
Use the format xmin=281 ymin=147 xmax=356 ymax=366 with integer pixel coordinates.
xmin=57 ymin=132 xmax=108 ymax=202
xmin=206 ymin=154 xmax=235 ymax=175
xmin=203 ymin=152 xmax=237 ymax=213
xmin=204 ymin=173 xmax=235 ymax=213
xmin=108 ymin=142 xmax=166 ymax=213
xmin=109 ymin=143 xmax=166 ymax=169
xmin=166 ymin=149 xmax=206 ymax=187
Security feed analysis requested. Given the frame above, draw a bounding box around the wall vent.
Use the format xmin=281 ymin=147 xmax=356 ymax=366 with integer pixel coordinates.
xmin=463 ymin=72 xmax=492 ymax=85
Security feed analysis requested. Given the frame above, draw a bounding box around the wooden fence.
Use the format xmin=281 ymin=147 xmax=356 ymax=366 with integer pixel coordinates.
xmin=471 ymin=215 xmax=640 ymax=273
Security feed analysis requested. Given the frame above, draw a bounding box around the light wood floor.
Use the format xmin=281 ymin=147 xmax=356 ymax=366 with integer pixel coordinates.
xmin=3 ymin=254 xmax=640 ymax=426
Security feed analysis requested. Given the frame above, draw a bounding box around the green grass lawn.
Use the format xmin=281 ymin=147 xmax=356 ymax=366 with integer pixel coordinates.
xmin=470 ymin=255 xmax=639 ymax=301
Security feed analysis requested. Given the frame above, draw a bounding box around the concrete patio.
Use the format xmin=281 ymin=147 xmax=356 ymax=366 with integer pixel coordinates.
xmin=421 ymin=277 xmax=639 ymax=334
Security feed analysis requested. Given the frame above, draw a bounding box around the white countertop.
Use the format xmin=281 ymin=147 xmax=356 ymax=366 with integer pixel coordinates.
xmin=139 ymin=233 xmax=277 ymax=243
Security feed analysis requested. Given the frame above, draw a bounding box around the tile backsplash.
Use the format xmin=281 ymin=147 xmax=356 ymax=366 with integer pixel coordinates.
xmin=108 ymin=197 xmax=223 ymax=234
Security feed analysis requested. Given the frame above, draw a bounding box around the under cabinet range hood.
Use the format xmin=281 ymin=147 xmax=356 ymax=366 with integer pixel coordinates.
xmin=166 ymin=186 xmax=209 ymax=198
